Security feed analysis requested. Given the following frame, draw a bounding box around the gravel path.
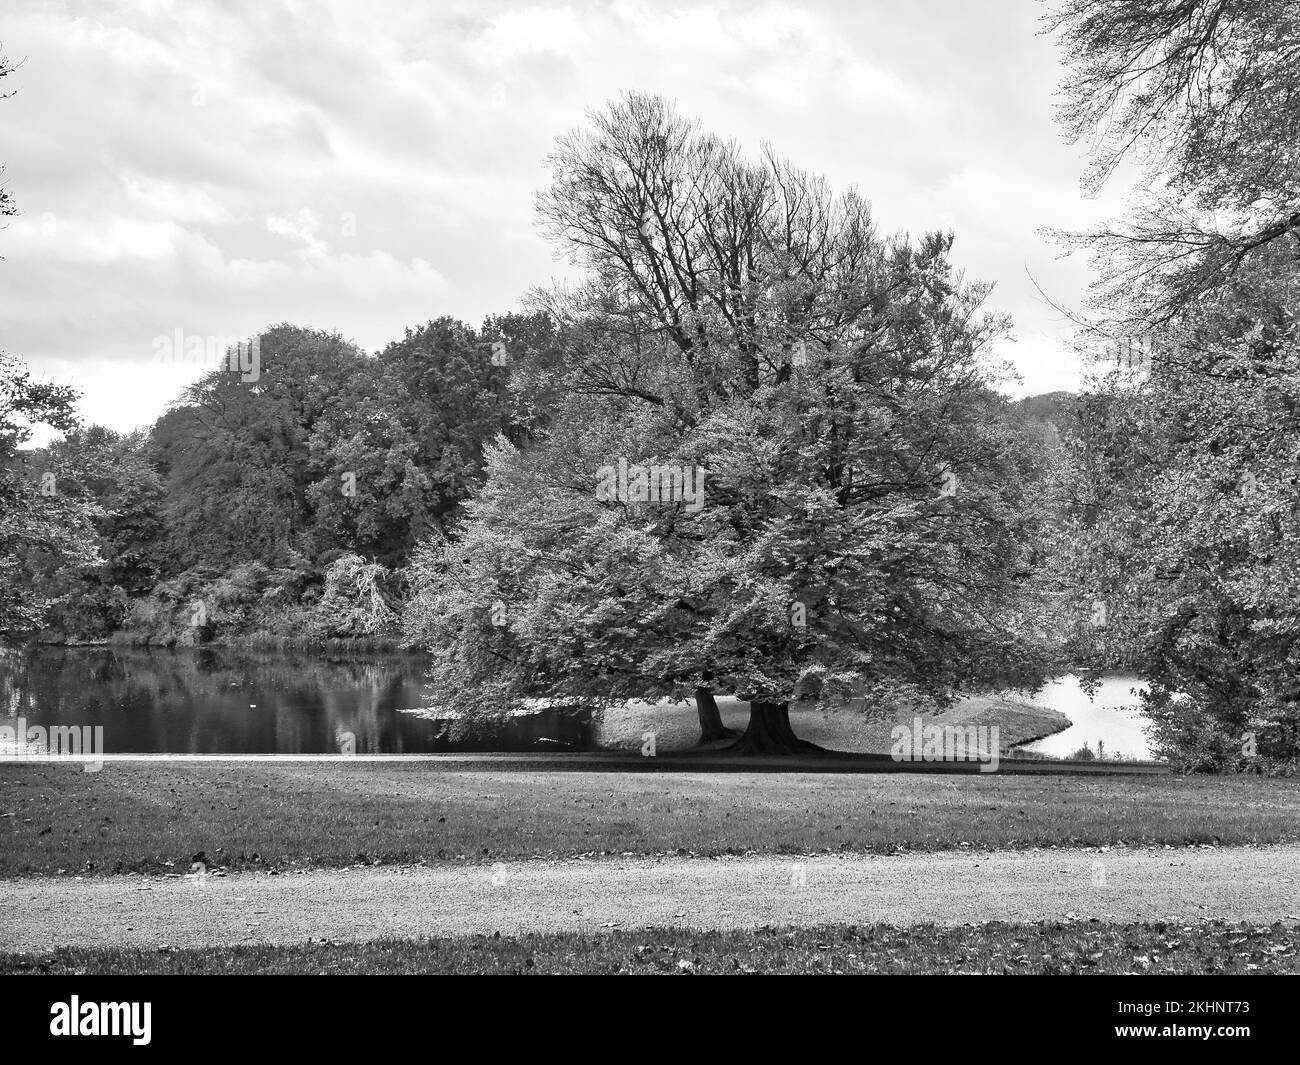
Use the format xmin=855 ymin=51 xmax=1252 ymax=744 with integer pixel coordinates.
xmin=3 ymin=846 xmax=1298 ymax=951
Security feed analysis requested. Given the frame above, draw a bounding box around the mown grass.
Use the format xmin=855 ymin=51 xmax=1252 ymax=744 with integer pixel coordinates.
xmin=2 ymin=763 xmax=1298 ymax=877
xmin=597 ymin=693 xmax=1072 ymax=753
xmin=3 ymin=920 xmax=1295 ymax=975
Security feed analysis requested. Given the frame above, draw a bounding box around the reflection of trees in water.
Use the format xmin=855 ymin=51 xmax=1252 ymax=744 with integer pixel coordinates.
xmin=0 ymin=646 xmax=435 ymax=754
xmin=0 ymin=647 xmax=24 ymax=717
xmin=1 ymin=647 xmax=596 ymax=752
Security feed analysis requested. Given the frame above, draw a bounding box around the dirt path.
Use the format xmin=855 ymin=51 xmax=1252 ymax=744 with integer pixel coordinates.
xmin=3 ymin=846 xmax=1297 ymax=951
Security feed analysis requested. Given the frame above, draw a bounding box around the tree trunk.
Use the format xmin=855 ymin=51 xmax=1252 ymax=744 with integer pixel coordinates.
xmin=694 ymin=687 xmax=735 ymax=742
xmin=728 ymin=700 xmax=821 ymax=755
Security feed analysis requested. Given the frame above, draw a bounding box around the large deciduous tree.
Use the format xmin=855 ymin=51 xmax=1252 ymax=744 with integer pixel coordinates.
xmin=404 ymin=95 xmax=1049 ymax=752
xmin=152 ymin=325 xmax=368 ymax=570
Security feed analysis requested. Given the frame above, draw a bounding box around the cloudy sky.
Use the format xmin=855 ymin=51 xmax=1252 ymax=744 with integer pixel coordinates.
xmin=2 ymin=0 xmax=1130 ymax=439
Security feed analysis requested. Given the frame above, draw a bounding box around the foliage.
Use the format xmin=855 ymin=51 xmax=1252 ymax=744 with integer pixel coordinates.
xmin=90 ymin=317 xmax=523 ymax=644
xmin=1056 ymin=255 xmax=1300 ymax=772
xmin=146 ymin=319 xmax=521 ymax=575
xmin=119 ymin=559 xmax=320 ymax=645
xmin=405 ymin=96 xmax=1053 ymax=738
xmin=150 ymin=325 xmax=371 ymax=571
xmin=0 ymin=353 xmax=102 ymax=635
xmin=1048 ymin=2 xmax=1300 ymax=771
xmin=1049 ymin=0 xmax=1300 ymax=328
xmin=23 ymin=427 xmax=168 ymax=639
xmin=306 ymin=315 xmax=527 ymax=564
xmin=313 ymin=553 xmax=399 ymax=638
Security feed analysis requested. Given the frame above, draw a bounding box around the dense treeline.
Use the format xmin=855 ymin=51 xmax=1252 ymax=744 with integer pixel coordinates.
xmin=3 ymin=314 xmax=558 ymax=646
xmin=3 ymin=317 xmax=1070 ymax=652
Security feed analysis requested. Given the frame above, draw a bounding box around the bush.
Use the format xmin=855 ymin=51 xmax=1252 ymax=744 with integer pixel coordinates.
xmin=119 ymin=559 xmax=321 ymax=644
xmin=1145 ymin=686 xmax=1299 ymax=775
xmin=311 ymin=554 xmax=399 ymax=638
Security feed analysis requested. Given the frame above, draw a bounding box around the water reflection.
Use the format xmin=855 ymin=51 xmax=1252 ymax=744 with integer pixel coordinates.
xmin=0 ymin=649 xmax=1155 ymax=759
xmin=0 ymin=646 xmax=592 ymax=754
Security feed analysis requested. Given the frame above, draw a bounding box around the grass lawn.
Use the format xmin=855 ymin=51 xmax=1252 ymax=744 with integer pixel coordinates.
xmin=3 ymin=920 xmax=1296 ymax=974
xmin=2 ymin=763 xmax=1298 ymax=877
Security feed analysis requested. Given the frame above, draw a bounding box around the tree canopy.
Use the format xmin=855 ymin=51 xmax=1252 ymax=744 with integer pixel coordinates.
xmin=405 ymin=95 xmax=1053 ymax=751
xmin=1050 ymin=0 xmax=1300 ymax=329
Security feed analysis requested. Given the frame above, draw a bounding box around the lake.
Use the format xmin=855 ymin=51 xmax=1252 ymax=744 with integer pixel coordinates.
xmin=0 ymin=646 xmax=592 ymax=755
xmin=0 ymin=647 xmax=1153 ymax=759
xmin=1014 ymin=673 xmax=1152 ymax=760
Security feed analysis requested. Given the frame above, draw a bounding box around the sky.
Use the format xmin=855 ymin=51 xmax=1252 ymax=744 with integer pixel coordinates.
xmin=1 ymin=0 xmax=1132 ymax=440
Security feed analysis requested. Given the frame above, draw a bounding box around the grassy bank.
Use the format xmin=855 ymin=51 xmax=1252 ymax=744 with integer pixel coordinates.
xmin=598 ymin=693 xmax=1072 ymax=753
xmin=3 ymin=920 xmax=1295 ymax=974
xmin=2 ymin=763 xmax=1297 ymax=877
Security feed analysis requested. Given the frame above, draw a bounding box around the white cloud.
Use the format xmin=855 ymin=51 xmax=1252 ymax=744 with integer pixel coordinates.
xmin=479 ymin=5 xmax=589 ymax=56
xmin=122 ymin=175 xmax=231 ymax=224
xmin=265 ymin=208 xmax=329 ymax=255
xmin=1 ymin=0 xmax=1130 ymax=431
xmin=8 ymin=215 xmax=186 ymax=265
